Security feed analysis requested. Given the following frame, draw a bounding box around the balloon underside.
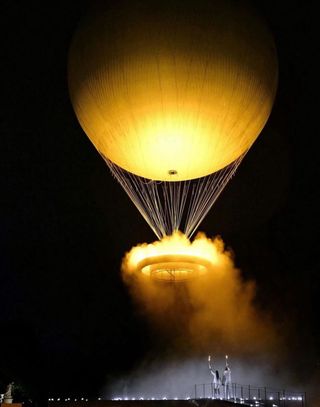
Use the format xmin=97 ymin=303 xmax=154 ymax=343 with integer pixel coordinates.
xmin=68 ymin=1 xmax=278 ymax=181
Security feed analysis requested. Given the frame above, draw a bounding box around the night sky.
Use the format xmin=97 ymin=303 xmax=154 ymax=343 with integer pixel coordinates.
xmin=1 ymin=0 xmax=319 ymax=403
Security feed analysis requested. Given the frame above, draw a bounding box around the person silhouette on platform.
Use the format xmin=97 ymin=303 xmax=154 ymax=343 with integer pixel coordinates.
xmin=208 ymin=355 xmax=220 ymax=398
xmin=222 ymin=355 xmax=232 ymax=399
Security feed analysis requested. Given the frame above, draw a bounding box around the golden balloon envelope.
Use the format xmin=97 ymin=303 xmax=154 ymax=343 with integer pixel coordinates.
xmin=68 ymin=0 xmax=278 ymax=181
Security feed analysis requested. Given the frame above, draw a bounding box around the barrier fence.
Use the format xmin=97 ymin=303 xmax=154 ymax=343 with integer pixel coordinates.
xmin=194 ymin=383 xmax=306 ymax=407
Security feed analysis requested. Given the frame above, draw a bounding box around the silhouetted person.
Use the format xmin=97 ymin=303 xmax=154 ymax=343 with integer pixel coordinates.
xmin=222 ymin=355 xmax=232 ymax=399
xmin=208 ymin=355 xmax=220 ymax=398
xmin=215 ymin=370 xmax=221 ymax=398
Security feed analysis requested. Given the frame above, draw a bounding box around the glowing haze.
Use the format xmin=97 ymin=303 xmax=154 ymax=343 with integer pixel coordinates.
xmin=122 ymin=231 xmax=278 ymax=355
xmin=110 ymin=232 xmax=287 ymax=400
xmin=123 ymin=231 xmax=222 ymax=282
xmin=123 ymin=231 xmax=220 ymax=267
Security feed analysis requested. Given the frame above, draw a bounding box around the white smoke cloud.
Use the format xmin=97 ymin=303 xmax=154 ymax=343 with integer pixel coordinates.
xmin=105 ymin=232 xmax=309 ymax=403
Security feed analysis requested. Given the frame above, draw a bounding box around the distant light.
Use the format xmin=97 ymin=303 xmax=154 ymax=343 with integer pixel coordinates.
xmin=269 ymin=397 xmax=274 ymax=400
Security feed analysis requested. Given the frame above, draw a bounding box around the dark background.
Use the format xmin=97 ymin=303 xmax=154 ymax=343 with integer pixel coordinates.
xmin=1 ymin=0 xmax=318 ymax=404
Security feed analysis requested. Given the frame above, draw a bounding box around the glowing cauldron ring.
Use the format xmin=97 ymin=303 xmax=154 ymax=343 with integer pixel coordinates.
xmin=136 ymin=254 xmax=212 ymax=282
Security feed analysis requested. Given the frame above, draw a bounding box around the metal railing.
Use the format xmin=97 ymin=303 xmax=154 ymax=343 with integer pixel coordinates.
xmin=194 ymin=383 xmax=306 ymax=407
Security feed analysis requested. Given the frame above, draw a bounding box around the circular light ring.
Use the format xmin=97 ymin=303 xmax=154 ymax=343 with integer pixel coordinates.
xmin=136 ymin=254 xmax=212 ymax=282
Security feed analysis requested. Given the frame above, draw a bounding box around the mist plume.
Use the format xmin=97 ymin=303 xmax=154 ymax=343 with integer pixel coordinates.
xmin=121 ymin=231 xmax=278 ymax=357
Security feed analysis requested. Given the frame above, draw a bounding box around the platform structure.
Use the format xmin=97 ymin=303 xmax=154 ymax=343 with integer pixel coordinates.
xmin=194 ymin=382 xmax=307 ymax=407
xmin=47 ymin=394 xmax=307 ymax=407
xmin=48 ymin=400 xmax=239 ymax=407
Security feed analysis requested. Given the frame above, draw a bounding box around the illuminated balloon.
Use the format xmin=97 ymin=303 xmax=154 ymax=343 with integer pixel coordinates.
xmin=68 ymin=0 xmax=277 ymax=182
xmin=68 ymin=0 xmax=278 ymax=238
